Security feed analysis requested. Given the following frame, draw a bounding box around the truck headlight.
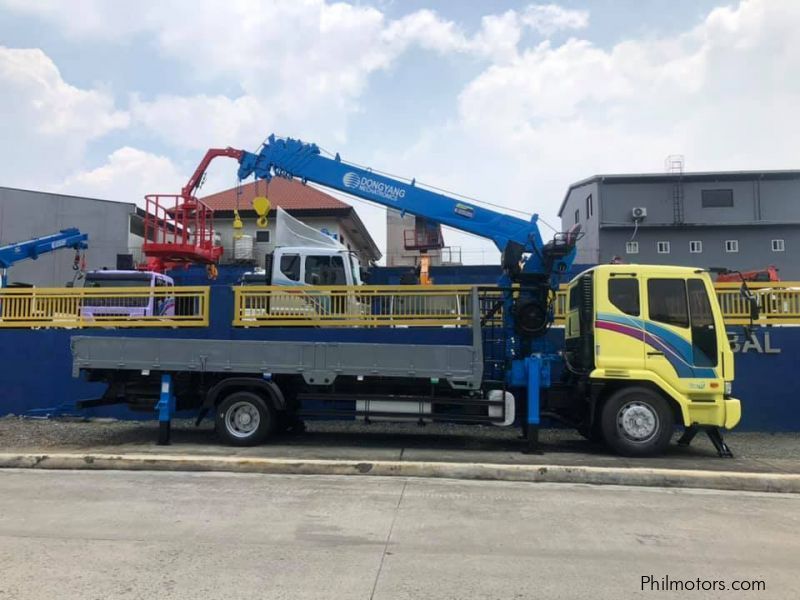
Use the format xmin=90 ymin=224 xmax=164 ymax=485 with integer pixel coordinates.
xmin=724 ymin=381 xmax=732 ymax=396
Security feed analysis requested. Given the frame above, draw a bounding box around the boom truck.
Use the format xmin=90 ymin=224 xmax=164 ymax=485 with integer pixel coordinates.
xmin=0 ymin=228 xmax=88 ymax=289
xmin=71 ymin=135 xmax=742 ymax=456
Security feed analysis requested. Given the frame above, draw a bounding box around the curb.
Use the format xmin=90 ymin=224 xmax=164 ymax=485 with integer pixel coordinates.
xmin=0 ymin=452 xmax=797 ymax=493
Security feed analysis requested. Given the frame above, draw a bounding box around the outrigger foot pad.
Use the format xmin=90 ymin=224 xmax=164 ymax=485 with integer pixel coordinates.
xmin=158 ymin=420 xmax=171 ymax=446
xmin=677 ymin=425 xmax=733 ymax=458
xmin=522 ymin=425 xmax=542 ymax=455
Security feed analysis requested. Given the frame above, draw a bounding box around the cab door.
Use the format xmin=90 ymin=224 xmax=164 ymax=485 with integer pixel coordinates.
xmin=594 ymin=273 xmax=645 ymax=372
xmin=643 ymin=278 xmax=718 ymax=393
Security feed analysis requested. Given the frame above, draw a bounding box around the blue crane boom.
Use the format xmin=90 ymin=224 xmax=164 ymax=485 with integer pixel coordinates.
xmin=0 ymin=228 xmax=89 ymax=287
xmin=238 ymin=135 xmax=544 ymax=253
xmin=235 ymin=134 xmax=579 ymax=339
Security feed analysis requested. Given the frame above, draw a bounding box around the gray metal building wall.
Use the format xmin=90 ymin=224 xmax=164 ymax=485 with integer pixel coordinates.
xmin=0 ymin=187 xmax=136 ymax=286
xmin=560 ymin=172 xmax=800 ymax=278
xmin=600 ymin=226 xmax=797 ymax=274
xmin=562 ymin=181 xmax=600 ymax=264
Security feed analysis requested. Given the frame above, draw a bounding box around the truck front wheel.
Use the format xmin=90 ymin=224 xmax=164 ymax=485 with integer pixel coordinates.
xmin=216 ymin=391 xmax=275 ymax=446
xmin=600 ymin=387 xmax=674 ymax=456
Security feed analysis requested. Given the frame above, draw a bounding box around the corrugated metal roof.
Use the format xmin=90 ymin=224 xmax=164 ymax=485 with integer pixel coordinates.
xmin=201 ymin=178 xmax=349 ymax=212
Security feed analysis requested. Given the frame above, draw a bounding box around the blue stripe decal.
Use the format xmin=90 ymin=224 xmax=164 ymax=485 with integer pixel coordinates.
xmin=597 ymin=312 xmax=717 ymax=379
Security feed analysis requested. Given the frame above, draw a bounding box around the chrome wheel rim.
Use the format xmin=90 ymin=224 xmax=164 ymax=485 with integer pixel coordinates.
xmin=225 ymin=401 xmax=261 ymax=438
xmin=617 ymin=401 xmax=659 ymax=443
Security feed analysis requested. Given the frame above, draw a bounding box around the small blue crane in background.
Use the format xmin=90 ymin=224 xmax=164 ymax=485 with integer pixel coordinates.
xmin=0 ymin=228 xmax=89 ymax=288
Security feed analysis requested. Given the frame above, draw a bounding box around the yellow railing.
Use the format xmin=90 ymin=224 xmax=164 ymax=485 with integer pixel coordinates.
xmin=3 ymin=281 xmax=799 ymax=330
xmin=235 ymin=282 xmax=800 ymax=328
xmin=233 ymin=285 xmax=474 ymax=327
xmin=0 ymin=286 xmax=209 ymax=328
xmin=713 ymin=282 xmax=800 ymax=325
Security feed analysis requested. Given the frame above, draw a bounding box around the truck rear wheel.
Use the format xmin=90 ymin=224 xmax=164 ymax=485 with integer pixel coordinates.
xmin=600 ymin=387 xmax=674 ymax=457
xmin=215 ymin=391 xmax=275 ymax=446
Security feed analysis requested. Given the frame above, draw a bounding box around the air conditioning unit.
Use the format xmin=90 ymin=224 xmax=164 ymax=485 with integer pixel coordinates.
xmin=632 ymin=207 xmax=647 ymax=220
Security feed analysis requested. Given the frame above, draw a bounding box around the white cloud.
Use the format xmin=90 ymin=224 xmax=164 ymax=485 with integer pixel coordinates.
xmin=521 ymin=4 xmax=589 ymax=36
xmin=0 ymin=46 xmax=128 ymax=188
xmin=58 ymin=147 xmax=184 ymax=207
xmin=369 ymin=0 xmax=800 ymax=261
xmin=1 ymin=1 xmax=588 ymax=155
xmin=4 ymin=0 xmax=799 ymax=266
xmin=452 ymin=0 xmax=800 ymax=200
xmin=129 ymin=94 xmax=264 ymax=152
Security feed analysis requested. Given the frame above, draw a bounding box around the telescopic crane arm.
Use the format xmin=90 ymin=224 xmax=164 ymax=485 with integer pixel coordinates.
xmin=0 ymin=228 xmax=89 ymax=286
xmin=237 ymin=136 xmax=543 ymax=252
xmin=235 ymin=134 xmax=579 ymax=303
xmin=179 ymin=134 xmax=578 ymax=340
xmin=180 ymin=147 xmax=245 ymax=199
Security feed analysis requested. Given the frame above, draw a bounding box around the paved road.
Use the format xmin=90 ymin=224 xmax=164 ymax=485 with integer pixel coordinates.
xmin=0 ymin=470 xmax=797 ymax=599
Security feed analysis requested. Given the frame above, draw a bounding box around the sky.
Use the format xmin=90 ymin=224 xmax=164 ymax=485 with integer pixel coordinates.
xmin=1 ymin=0 xmax=797 ymax=264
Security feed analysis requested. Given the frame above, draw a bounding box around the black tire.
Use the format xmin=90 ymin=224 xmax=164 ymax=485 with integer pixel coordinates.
xmin=215 ymin=391 xmax=275 ymax=446
xmin=600 ymin=387 xmax=674 ymax=457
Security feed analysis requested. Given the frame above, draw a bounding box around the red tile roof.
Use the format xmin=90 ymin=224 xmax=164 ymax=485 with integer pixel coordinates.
xmin=201 ymin=178 xmax=349 ymax=212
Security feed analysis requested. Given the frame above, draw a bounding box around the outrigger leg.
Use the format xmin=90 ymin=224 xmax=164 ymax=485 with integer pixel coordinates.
xmin=677 ymin=425 xmax=733 ymax=458
xmin=156 ymin=373 xmax=174 ymax=446
xmin=522 ymin=356 xmax=542 ymax=455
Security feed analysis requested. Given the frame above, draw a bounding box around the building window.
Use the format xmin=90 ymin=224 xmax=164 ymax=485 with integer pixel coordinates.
xmin=626 ymin=241 xmax=639 ymax=254
xmin=702 ymin=189 xmax=734 ymax=208
xmin=586 ymin=194 xmax=593 ymax=218
xmin=609 ymin=278 xmax=639 ymax=316
xmin=725 ymin=240 xmax=739 ymax=253
xmin=689 ymin=240 xmax=702 ymax=253
xmin=648 ymin=279 xmax=689 ymax=328
xmin=255 ymin=230 xmax=270 ymax=243
xmin=772 ymin=239 xmax=785 ymax=252
xmin=657 ymin=241 xmax=670 ymax=254
xmin=574 ymin=208 xmax=580 ymax=224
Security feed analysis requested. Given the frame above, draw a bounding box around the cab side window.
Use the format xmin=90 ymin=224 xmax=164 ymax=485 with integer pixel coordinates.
xmin=608 ymin=279 xmax=639 ymax=316
xmin=305 ymin=256 xmax=347 ymax=285
xmin=688 ymin=278 xmax=718 ymax=366
xmin=279 ymin=254 xmax=300 ymax=281
xmin=647 ymin=279 xmax=689 ymax=328
xmin=568 ymin=286 xmax=580 ymax=311
xmin=687 ymin=279 xmax=713 ymax=327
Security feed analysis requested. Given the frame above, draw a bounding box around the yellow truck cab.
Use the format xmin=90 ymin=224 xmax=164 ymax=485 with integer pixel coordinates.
xmin=564 ymin=264 xmax=741 ymax=456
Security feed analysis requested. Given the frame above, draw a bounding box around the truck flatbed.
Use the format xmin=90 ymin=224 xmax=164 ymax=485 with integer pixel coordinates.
xmin=71 ymin=334 xmax=483 ymax=389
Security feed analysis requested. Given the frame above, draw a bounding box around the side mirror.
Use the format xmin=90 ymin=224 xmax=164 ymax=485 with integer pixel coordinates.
xmin=359 ymin=267 xmax=368 ymax=283
xmin=65 ymin=281 xmax=74 ymax=288
xmin=749 ymin=296 xmax=759 ymax=322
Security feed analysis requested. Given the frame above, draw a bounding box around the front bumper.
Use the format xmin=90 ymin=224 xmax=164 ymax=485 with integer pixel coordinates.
xmin=724 ymin=397 xmax=742 ymax=429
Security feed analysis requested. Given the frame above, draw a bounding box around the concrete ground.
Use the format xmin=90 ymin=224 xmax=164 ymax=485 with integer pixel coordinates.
xmin=0 ymin=469 xmax=797 ymax=600
xmin=1 ymin=416 xmax=799 ymax=474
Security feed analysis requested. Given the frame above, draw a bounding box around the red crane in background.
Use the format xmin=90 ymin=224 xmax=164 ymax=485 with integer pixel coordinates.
xmin=716 ymin=265 xmax=780 ymax=283
xmin=141 ymin=147 xmax=244 ymax=273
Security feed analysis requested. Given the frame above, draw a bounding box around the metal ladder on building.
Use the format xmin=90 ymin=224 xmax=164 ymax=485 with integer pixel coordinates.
xmin=665 ymin=154 xmax=685 ymax=224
